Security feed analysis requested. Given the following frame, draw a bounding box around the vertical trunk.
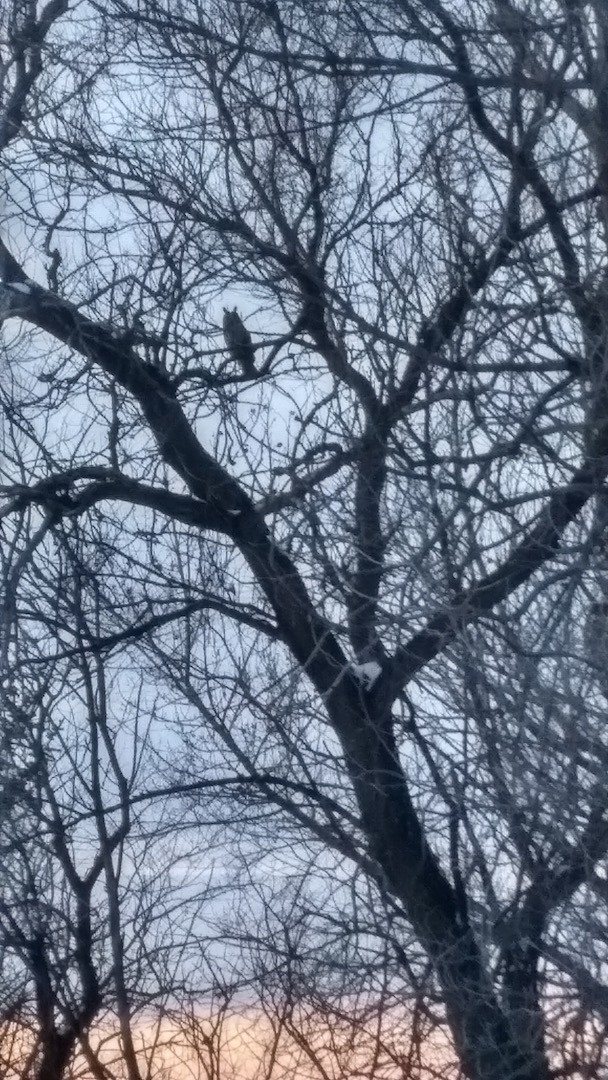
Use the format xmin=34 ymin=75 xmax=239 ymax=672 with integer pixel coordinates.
xmin=335 ymin=700 xmax=550 ymax=1080
xmin=36 ymin=1031 xmax=73 ymax=1080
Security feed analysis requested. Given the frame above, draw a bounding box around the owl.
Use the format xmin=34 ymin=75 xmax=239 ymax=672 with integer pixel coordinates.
xmin=222 ymin=307 xmax=257 ymax=377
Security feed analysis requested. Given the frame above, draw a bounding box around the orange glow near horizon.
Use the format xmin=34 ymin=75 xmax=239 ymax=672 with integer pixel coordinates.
xmin=2 ymin=1007 xmax=453 ymax=1080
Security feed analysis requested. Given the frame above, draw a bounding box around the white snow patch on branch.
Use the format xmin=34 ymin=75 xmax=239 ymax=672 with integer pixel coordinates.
xmin=10 ymin=282 xmax=32 ymax=294
xmin=352 ymin=661 xmax=382 ymax=689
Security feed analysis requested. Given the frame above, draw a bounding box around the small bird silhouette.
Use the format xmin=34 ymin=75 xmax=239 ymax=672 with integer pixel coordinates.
xmin=222 ymin=306 xmax=256 ymax=377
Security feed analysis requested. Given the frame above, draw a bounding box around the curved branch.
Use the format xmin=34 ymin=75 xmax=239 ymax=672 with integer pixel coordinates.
xmin=391 ymin=454 xmax=607 ymax=692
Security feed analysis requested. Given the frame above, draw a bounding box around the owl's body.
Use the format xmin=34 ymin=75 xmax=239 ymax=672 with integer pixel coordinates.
xmin=223 ymin=307 xmax=256 ymax=376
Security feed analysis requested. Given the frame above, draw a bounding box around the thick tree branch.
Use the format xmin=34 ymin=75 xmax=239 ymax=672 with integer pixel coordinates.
xmin=391 ymin=454 xmax=607 ymax=691
xmin=0 ymin=0 xmax=69 ymax=151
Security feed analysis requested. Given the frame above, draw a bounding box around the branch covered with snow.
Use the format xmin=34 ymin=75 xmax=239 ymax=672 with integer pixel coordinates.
xmin=352 ymin=661 xmax=382 ymax=690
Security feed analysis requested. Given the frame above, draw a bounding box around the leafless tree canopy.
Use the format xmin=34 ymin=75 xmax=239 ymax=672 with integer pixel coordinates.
xmin=2 ymin=2 xmax=608 ymax=1079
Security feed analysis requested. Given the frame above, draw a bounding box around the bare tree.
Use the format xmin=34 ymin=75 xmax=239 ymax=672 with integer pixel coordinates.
xmin=0 ymin=534 xmax=231 ymax=1080
xmin=3 ymin=1 xmax=608 ymax=1079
